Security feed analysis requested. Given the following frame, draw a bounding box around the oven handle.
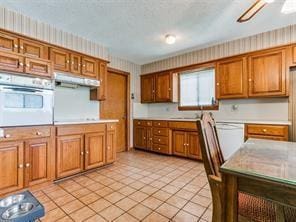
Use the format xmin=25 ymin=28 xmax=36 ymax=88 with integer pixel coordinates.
xmin=0 ymin=86 xmax=43 ymax=93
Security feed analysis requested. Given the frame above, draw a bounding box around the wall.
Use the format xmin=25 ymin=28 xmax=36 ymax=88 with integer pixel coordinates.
xmin=54 ymin=86 xmax=100 ymax=121
xmin=137 ymin=24 xmax=296 ymax=123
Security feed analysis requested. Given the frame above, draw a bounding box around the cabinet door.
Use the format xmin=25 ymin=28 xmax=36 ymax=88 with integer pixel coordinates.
xmin=106 ymin=129 xmax=116 ymax=164
xmin=187 ymin=132 xmax=202 ymax=160
xmin=82 ymin=57 xmax=97 ymax=78
xmin=70 ymin=53 xmax=82 ymax=75
xmin=155 ymin=72 xmax=171 ymax=102
xmin=19 ymin=38 xmax=47 ymax=59
xmin=85 ymin=132 xmax=105 ymax=170
xmin=0 ymin=31 xmax=18 ymax=52
xmin=172 ymin=131 xmax=187 ymax=157
xmin=50 ymin=48 xmax=70 ymax=72
xmin=24 ymin=138 xmax=51 ymax=187
xmin=292 ymin=45 xmax=296 ymax=65
xmin=248 ymin=49 xmax=287 ymax=97
xmin=134 ymin=126 xmax=147 ymax=149
xmin=141 ymin=74 xmax=155 ymax=103
xmin=98 ymin=61 xmax=107 ymax=100
xmin=25 ymin=58 xmax=52 ymax=78
xmin=146 ymin=127 xmax=153 ymax=150
xmin=0 ymin=141 xmax=24 ymax=195
xmin=216 ymin=57 xmax=247 ymax=99
xmin=0 ymin=51 xmax=24 ymax=73
xmin=56 ymin=135 xmax=84 ymax=178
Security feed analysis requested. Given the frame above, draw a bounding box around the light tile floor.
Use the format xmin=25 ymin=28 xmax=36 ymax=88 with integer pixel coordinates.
xmin=33 ymin=150 xmax=212 ymax=222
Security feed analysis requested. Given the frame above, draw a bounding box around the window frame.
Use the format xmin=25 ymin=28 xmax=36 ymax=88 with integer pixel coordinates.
xmin=178 ymin=64 xmax=219 ymax=111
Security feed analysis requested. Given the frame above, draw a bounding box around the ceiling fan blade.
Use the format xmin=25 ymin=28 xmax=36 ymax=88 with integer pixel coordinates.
xmin=237 ymin=0 xmax=267 ymax=23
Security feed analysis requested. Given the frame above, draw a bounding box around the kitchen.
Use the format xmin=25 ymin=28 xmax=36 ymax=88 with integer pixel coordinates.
xmin=0 ymin=1 xmax=295 ymax=222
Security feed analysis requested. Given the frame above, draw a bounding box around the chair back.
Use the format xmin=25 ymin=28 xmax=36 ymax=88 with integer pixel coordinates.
xmin=196 ymin=112 xmax=225 ymax=178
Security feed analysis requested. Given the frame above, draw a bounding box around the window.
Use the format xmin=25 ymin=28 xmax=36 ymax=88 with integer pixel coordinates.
xmin=179 ymin=67 xmax=217 ymax=110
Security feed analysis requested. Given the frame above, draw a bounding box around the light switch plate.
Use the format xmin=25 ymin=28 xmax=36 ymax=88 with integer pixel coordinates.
xmin=0 ymin=129 xmax=3 ymax=138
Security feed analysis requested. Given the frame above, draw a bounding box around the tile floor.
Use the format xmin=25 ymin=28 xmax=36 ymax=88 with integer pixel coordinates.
xmin=32 ymin=150 xmax=212 ymax=222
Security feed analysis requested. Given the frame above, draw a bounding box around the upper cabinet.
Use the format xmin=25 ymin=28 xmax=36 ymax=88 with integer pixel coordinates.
xmin=90 ymin=61 xmax=108 ymax=101
xmin=141 ymin=72 xmax=178 ymax=103
xmin=70 ymin=53 xmax=82 ymax=75
xmin=141 ymin=74 xmax=155 ymax=103
xmin=216 ymin=57 xmax=248 ymax=99
xmin=248 ymin=48 xmax=287 ymax=97
xmin=82 ymin=57 xmax=97 ymax=78
xmin=19 ymin=39 xmax=48 ymax=59
xmin=292 ymin=45 xmax=296 ymax=65
xmin=50 ymin=48 xmax=70 ymax=72
xmin=0 ymin=31 xmax=18 ymax=52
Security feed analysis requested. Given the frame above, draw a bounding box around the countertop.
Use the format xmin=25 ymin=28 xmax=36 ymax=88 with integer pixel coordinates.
xmin=54 ymin=119 xmax=119 ymax=125
xmin=134 ymin=117 xmax=291 ymax=125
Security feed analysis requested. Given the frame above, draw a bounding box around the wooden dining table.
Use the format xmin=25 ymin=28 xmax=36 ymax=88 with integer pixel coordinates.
xmin=220 ymin=138 xmax=296 ymax=222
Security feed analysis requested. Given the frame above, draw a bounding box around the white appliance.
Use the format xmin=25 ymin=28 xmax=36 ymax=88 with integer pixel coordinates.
xmin=54 ymin=72 xmax=100 ymax=88
xmin=216 ymin=123 xmax=245 ymax=160
xmin=0 ymin=73 xmax=54 ymax=127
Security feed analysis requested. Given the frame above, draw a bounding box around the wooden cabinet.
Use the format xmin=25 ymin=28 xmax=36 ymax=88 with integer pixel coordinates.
xmin=0 ymin=51 xmax=24 ymax=73
xmin=24 ymin=138 xmax=51 ymax=187
xmin=155 ymin=72 xmax=171 ymax=102
xmin=82 ymin=57 xmax=97 ymax=78
xmin=70 ymin=53 xmax=82 ymax=75
xmin=106 ymin=124 xmax=116 ymax=164
xmin=245 ymin=124 xmax=289 ymax=141
xmin=0 ymin=141 xmax=24 ymax=195
xmin=56 ymin=135 xmax=84 ymax=178
xmin=292 ymin=45 xmax=296 ymax=65
xmin=0 ymin=31 xmax=18 ymax=52
xmin=140 ymin=72 xmax=178 ymax=103
xmin=248 ymin=49 xmax=287 ymax=97
xmin=24 ymin=57 xmax=52 ymax=78
xmin=172 ymin=130 xmax=201 ymax=160
xmin=50 ymin=48 xmax=70 ymax=72
xmin=19 ymin=38 xmax=47 ymax=59
xmin=85 ymin=132 xmax=105 ymax=169
xmin=90 ymin=61 xmax=108 ymax=101
xmin=216 ymin=57 xmax=248 ymax=99
xmin=141 ymin=74 xmax=155 ymax=103
xmin=172 ymin=131 xmax=187 ymax=157
xmin=134 ymin=126 xmax=147 ymax=149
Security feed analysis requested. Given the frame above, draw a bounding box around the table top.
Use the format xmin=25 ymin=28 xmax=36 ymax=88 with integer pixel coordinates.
xmin=220 ymin=139 xmax=296 ymax=186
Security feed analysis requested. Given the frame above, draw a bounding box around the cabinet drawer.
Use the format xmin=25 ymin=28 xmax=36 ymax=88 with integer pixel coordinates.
xmin=134 ymin=120 xmax=152 ymax=127
xmin=153 ymin=121 xmax=168 ymax=128
xmin=56 ymin=124 xmax=105 ymax=136
xmin=168 ymin=121 xmax=197 ymax=130
xmin=107 ymin=123 xmax=117 ymax=131
xmin=152 ymin=144 xmax=169 ymax=154
xmin=153 ymin=135 xmax=169 ymax=145
xmin=246 ymin=124 xmax=288 ymax=137
xmin=0 ymin=126 xmax=51 ymax=142
xmin=153 ymin=128 xmax=169 ymax=136
xmin=247 ymin=134 xmax=288 ymax=141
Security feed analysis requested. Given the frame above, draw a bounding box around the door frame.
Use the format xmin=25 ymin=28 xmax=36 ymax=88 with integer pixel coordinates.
xmin=100 ymin=67 xmax=131 ymax=152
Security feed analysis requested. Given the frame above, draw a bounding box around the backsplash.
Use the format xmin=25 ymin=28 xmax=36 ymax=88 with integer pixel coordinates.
xmin=134 ymin=98 xmax=289 ymax=122
xmin=54 ymin=86 xmax=99 ymax=121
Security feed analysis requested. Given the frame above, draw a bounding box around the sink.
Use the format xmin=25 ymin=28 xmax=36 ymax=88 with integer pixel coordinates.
xmin=0 ymin=194 xmax=25 ymax=208
xmin=2 ymin=202 xmax=34 ymax=219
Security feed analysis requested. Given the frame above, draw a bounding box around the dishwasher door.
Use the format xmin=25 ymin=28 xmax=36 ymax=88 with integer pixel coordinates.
xmin=216 ymin=123 xmax=245 ymax=160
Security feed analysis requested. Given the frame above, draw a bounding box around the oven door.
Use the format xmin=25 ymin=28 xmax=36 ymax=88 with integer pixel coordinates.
xmin=0 ymin=85 xmax=53 ymax=127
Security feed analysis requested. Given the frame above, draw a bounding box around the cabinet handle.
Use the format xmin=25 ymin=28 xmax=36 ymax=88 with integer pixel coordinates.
xmin=248 ymin=79 xmax=252 ymax=82
xmin=158 ymin=139 xmax=161 ymax=142
xmin=25 ymin=163 xmax=30 ymax=168
xmin=137 ymin=122 xmax=140 ymax=125
xmin=262 ymin=129 xmax=267 ymax=133
xmin=83 ymin=64 xmax=86 ymax=67
xmin=14 ymin=44 xmax=18 ymax=48
xmin=71 ymin=61 xmax=74 ymax=65
xmin=168 ymin=88 xmax=171 ymax=91
xmin=100 ymin=79 xmax=103 ymax=82
xmin=20 ymin=46 xmax=24 ymax=50
xmin=158 ymin=147 xmax=161 ymax=150
xmin=78 ymin=63 xmax=81 ymax=66
xmin=36 ymin=131 xmax=42 ymax=136
xmin=150 ymin=138 xmax=152 ymax=141
xmin=107 ymin=146 xmax=111 ymax=150
xmin=158 ymin=131 xmax=161 ymax=133
xmin=4 ymin=134 xmax=11 ymax=138
xmin=81 ymin=151 xmax=84 ymax=155
xmin=18 ymin=164 xmax=23 ymax=168
xmin=158 ymin=123 xmax=160 ymax=126
xmin=143 ymin=137 xmax=146 ymax=140
xmin=66 ymin=60 xmax=70 ymax=64
xmin=85 ymin=151 xmax=89 ymax=154
xmin=19 ymin=62 xmax=24 ymax=67
xmin=110 ymin=126 xmax=113 ymax=129
xmin=26 ymin=64 xmax=30 ymax=68
xmin=216 ymin=83 xmax=220 ymax=86
xmin=184 ymin=143 xmax=186 ymax=146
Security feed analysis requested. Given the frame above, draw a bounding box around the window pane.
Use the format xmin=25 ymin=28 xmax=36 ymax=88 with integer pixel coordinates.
xmin=180 ymin=68 xmax=215 ymax=107
xmin=4 ymin=93 xmax=24 ymax=108
xmin=24 ymin=94 xmax=43 ymax=108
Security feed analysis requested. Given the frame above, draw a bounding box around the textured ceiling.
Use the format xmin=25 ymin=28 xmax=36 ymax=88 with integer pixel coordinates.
xmin=0 ymin=0 xmax=295 ymax=64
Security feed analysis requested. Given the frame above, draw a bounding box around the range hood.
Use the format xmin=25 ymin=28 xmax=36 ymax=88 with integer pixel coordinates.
xmin=54 ymin=72 xmax=100 ymax=88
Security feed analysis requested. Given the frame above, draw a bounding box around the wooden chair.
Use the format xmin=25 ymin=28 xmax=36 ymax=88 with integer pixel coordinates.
xmin=196 ymin=112 xmax=293 ymax=222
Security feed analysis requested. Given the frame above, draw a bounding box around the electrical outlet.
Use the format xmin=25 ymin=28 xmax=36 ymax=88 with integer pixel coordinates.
xmin=231 ymin=104 xmax=238 ymax=111
xmin=0 ymin=129 xmax=4 ymax=138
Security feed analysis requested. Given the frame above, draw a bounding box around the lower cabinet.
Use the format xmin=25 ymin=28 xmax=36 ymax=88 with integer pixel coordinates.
xmin=172 ymin=130 xmax=202 ymax=160
xmin=0 ymin=141 xmax=24 ymax=195
xmin=85 ymin=132 xmax=105 ymax=170
xmin=56 ymin=135 xmax=84 ymax=178
xmin=25 ymin=138 xmax=52 ymax=187
xmin=106 ymin=124 xmax=116 ymax=164
xmin=245 ymin=124 xmax=289 ymax=141
xmin=134 ymin=126 xmax=147 ymax=149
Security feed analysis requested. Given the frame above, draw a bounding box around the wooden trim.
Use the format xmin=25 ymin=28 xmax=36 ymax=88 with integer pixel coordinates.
xmin=101 ymin=67 xmax=131 ymax=152
xmin=178 ymin=104 xmax=219 ymax=111
xmin=0 ymin=28 xmax=109 ymax=63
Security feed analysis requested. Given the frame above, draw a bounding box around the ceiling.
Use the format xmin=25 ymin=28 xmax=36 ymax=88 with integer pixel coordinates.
xmin=0 ymin=0 xmax=295 ymax=64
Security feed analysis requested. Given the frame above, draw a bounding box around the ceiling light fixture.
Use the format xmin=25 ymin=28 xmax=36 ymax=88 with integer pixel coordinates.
xmin=165 ymin=34 xmax=176 ymax=44
xmin=262 ymin=0 xmax=275 ymax=3
xmin=281 ymin=0 xmax=296 ymax=14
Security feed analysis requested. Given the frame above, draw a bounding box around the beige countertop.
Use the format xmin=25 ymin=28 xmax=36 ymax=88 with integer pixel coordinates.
xmin=134 ymin=117 xmax=291 ymax=125
xmin=54 ymin=119 xmax=119 ymax=125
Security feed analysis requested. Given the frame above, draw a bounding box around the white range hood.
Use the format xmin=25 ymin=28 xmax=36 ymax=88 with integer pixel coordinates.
xmin=54 ymin=72 xmax=100 ymax=88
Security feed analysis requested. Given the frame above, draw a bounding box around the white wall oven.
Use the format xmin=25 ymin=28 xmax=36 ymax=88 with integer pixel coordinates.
xmin=0 ymin=73 xmax=54 ymax=127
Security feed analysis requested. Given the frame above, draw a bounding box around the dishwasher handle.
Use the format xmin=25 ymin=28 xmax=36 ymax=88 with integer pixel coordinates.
xmin=216 ymin=123 xmax=244 ymax=130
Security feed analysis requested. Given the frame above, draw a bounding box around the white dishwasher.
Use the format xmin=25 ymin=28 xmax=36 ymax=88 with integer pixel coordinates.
xmin=216 ymin=123 xmax=245 ymax=160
